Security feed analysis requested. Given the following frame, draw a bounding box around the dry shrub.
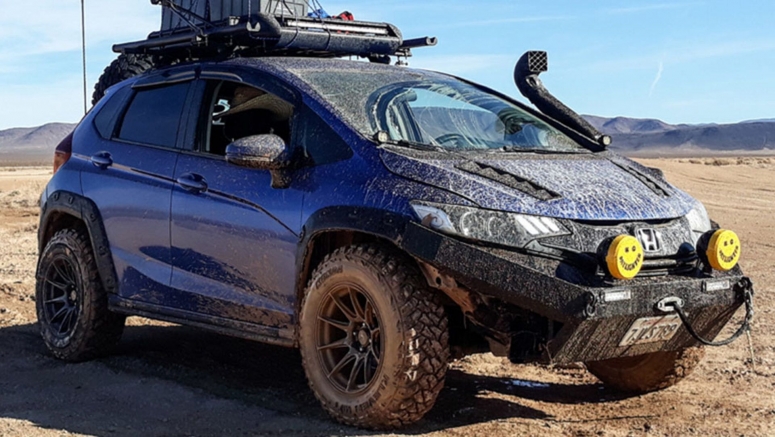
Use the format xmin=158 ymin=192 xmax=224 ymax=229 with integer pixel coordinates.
xmin=0 ymin=182 xmax=45 ymax=211
xmin=705 ymin=158 xmax=733 ymax=166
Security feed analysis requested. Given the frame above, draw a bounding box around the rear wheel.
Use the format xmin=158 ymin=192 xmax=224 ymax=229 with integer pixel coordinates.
xmin=92 ymin=54 xmax=155 ymax=105
xmin=299 ymin=244 xmax=449 ymax=429
xmin=586 ymin=347 xmax=704 ymax=393
xmin=35 ymin=229 xmax=125 ymax=361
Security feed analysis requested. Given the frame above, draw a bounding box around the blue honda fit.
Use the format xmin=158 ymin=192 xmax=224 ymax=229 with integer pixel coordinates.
xmin=37 ymin=56 xmax=752 ymax=429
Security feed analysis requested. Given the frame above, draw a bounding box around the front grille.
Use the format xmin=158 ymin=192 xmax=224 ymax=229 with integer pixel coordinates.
xmin=587 ymin=251 xmax=700 ymax=278
xmin=548 ymin=217 xmax=700 ymax=278
xmin=638 ymin=252 xmax=699 ymax=277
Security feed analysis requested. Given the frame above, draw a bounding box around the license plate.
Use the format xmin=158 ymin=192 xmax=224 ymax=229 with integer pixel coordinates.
xmin=619 ymin=315 xmax=682 ymax=347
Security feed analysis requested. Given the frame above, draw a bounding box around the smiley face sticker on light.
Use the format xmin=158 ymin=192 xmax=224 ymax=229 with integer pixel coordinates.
xmin=606 ymin=235 xmax=644 ymax=280
xmin=706 ymin=229 xmax=741 ymax=271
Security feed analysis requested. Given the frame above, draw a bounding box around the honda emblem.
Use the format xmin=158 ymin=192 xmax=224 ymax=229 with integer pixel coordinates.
xmin=636 ymin=228 xmax=661 ymax=253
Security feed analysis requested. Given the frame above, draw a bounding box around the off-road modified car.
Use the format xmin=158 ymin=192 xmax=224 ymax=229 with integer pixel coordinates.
xmin=38 ymin=0 xmax=754 ymax=429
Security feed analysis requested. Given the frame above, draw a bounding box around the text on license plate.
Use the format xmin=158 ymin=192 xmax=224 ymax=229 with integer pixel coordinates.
xmin=619 ymin=315 xmax=682 ymax=347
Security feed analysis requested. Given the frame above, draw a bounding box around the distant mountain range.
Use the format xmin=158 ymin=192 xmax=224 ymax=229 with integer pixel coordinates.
xmin=1 ymin=116 xmax=774 ymax=165
xmin=582 ymin=115 xmax=775 ymax=156
xmin=0 ymin=123 xmax=76 ymax=165
xmin=741 ymin=118 xmax=775 ymax=124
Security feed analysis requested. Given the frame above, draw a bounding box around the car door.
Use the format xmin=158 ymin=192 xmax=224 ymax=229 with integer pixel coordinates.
xmin=80 ymin=73 xmax=196 ymax=303
xmin=168 ymin=73 xmax=303 ymax=339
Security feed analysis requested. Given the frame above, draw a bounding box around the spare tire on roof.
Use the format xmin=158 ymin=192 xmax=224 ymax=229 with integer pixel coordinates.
xmin=92 ymin=54 xmax=155 ymax=105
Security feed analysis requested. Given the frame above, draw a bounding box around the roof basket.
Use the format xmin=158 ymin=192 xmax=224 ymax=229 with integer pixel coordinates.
xmin=115 ymin=0 xmax=436 ymax=60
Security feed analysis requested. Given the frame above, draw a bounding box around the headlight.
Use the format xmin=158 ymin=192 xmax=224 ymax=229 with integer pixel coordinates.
xmin=685 ymin=202 xmax=711 ymax=245
xmin=410 ymin=201 xmax=569 ymax=248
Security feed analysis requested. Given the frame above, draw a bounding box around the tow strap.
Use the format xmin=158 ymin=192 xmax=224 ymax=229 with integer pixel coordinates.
xmin=658 ymin=278 xmax=754 ymax=347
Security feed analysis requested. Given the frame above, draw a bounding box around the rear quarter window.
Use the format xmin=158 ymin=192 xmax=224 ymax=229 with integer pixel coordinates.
xmin=93 ymin=85 xmax=133 ymax=139
xmin=117 ymin=82 xmax=191 ymax=148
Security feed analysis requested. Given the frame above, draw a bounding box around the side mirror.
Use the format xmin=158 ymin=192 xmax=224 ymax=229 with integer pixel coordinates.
xmin=225 ymin=134 xmax=293 ymax=188
xmin=226 ymin=134 xmax=290 ymax=169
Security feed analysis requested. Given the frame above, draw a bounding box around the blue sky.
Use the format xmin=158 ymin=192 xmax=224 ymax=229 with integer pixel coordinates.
xmin=1 ymin=0 xmax=773 ymax=130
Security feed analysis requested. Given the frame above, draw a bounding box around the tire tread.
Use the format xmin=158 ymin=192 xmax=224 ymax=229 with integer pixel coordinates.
xmin=300 ymin=244 xmax=449 ymax=429
xmin=92 ymin=54 xmax=154 ymax=105
xmin=586 ymin=347 xmax=704 ymax=393
xmin=37 ymin=228 xmax=125 ymax=362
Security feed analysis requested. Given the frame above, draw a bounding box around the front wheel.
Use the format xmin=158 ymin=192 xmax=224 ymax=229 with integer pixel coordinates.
xmin=299 ymin=244 xmax=449 ymax=429
xmin=586 ymin=347 xmax=705 ymax=393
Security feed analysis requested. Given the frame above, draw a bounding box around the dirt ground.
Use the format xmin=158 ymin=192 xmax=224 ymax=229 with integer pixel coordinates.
xmin=0 ymin=158 xmax=773 ymax=437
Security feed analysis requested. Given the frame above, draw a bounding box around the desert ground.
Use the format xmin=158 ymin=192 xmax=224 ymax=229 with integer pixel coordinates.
xmin=0 ymin=158 xmax=773 ymax=437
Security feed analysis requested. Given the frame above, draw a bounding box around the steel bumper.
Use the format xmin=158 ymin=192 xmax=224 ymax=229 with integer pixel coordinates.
xmin=401 ymin=222 xmax=751 ymax=364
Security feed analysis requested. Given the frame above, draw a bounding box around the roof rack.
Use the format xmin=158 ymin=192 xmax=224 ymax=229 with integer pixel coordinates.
xmin=113 ymin=1 xmax=437 ymax=61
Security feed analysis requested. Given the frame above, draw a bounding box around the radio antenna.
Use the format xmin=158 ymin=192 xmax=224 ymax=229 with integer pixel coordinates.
xmin=81 ymin=0 xmax=88 ymax=114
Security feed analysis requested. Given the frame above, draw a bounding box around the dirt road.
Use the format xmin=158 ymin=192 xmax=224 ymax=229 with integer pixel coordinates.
xmin=0 ymin=159 xmax=773 ymax=436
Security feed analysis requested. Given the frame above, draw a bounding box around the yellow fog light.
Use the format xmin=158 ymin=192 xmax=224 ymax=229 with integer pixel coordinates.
xmin=606 ymin=235 xmax=644 ymax=280
xmin=706 ymin=229 xmax=741 ymax=271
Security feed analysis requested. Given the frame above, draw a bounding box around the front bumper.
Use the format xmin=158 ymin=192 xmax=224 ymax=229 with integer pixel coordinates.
xmin=401 ymin=223 xmax=751 ymax=364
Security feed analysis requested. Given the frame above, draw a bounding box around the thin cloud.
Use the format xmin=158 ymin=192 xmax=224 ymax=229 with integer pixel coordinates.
xmin=433 ymin=15 xmax=572 ymax=30
xmin=0 ymin=76 xmax=86 ymax=130
xmin=664 ymin=97 xmax=716 ymax=109
xmin=605 ymin=2 xmax=702 ymax=15
xmin=466 ymin=15 xmax=572 ymax=26
xmin=0 ymin=1 xmax=158 ymax=64
xmin=586 ymin=38 xmax=775 ymax=72
xmin=649 ymin=61 xmax=664 ymax=96
xmin=410 ymin=54 xmax=514 ymax=75
xmin=673 ymin=39 xmax=775 ymax=62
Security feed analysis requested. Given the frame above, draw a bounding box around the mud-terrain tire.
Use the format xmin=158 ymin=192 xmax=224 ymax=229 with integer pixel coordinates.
xmin=35 ymin=229 xmax=125 ymax=362
xmin=586 ymin=347 xmax=705 ymax=393
xmin=92 ymin=54 xmax=154 ymax=105
xmin=299 ymin=244 xmax=449 ymax=429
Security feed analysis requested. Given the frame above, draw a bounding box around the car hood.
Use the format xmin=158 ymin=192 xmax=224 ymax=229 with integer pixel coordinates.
xmin=380 ymin=148 xmax=695 ymax=221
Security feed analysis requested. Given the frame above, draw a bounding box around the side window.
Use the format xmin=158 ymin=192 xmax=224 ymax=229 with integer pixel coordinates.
xmin=93 ymin=85 xmax=133 ymax=139
xmin=117 ymin=82 xmax=191 ymax=148
xmin=297 ymin=107 xmax=353 ymax=166
xmin=200 ymin=81 xmax=294 ymax=156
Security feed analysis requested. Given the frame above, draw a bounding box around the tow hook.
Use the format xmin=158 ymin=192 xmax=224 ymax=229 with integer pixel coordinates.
xmin=583 ymin=292 xmax=598 ymax=319
xmin=656 ymin=296 xmax=684 ymax=313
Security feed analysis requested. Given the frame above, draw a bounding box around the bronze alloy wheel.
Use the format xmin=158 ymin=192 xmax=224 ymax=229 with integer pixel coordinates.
xmin=316 ymin=283 xmax=383 ymax=394
xmin=300 ymin=244 xmax=449 ymax=429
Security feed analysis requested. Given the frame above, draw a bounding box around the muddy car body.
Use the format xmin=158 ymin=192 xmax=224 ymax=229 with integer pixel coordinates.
xmin=36 ymin=1 xmax=752 ymax=430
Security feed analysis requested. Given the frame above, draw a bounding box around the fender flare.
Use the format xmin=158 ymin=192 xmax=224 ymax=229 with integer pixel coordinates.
xmin=294 ymin=205 xmax=415 ymax=297
xmin=39 ymin=190 xmax=119 ymax=295
xmin=299 ymin=206 xmax=411 ymax=245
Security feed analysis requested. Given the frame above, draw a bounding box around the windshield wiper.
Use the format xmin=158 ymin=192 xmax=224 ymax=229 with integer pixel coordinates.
xmin=381 ymin=139 xmax=447 ymax=153
xmin=500 ymin=146 xmax=587 ymax=154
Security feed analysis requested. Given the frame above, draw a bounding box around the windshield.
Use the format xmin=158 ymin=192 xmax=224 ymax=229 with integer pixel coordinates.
xmin=297 ymin=69 xmax=583 ymax=153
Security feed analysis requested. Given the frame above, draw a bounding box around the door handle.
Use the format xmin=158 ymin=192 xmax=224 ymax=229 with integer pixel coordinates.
xmin=176 ymin=173 xmax=208 ymax=193
xmin=90 ymin=152 xmax=113 ymax=169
